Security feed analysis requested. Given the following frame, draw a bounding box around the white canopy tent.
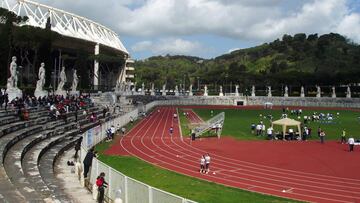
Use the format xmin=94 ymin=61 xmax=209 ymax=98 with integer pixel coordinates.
xmin=271 ymin=118 xmax=301 ymax=140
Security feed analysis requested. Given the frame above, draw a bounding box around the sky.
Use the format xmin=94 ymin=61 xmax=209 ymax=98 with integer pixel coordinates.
xmin=32 ymin=0 xmax=360 ymax=59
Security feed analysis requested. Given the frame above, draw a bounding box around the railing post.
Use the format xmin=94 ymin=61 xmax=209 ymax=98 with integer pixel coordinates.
xmin=124 ymin=176 xmax=128 ymax=203
xmin=148 ymin=186 xmax=153 ymax=203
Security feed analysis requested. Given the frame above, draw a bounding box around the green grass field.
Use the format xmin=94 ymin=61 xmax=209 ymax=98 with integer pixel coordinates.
xmin=193 ymin=108 xmax=360 ymax=140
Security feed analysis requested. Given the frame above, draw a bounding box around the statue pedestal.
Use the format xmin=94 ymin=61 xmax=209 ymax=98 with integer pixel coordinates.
xmin=235 ymin=92 xmax=239 ymax=97
xmin=300 ymin=93 xmax=305 ymax=98
xmin=175 ymin=92 xmax=179 ymax=96
xmin=316 ymin=94 xmax=321 ymax=98
xmin=267 ymin=94 xmax=272 ymax=97
xmin=70 ymin=91 xmax=80 ymax=96
xmin=189 ymin=92 xmax=193 ymax=96
xmin=34 ymin=90 xmax=48 ymax=98
xmin=150 ymin=91 xmax=155 ymax=96
xmin=55 ymin=90 xmax=67 ymax=97
xmin=219 ymin=92 xmax=224 ymax=97
xmin=251 ymin=93 xmax=255 ymax=97
xmin=284 ymin=93 xmax=288 ymax=97
xmin=204 ymin=92 xmax=208 ymax=96
xmin=7 ymin=88 xmax=22 ymax=102
xmin=332 ymin=93 xmax=336 ymax=98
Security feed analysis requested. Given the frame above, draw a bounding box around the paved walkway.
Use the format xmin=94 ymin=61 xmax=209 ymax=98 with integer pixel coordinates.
xmin=55 ymin=148 xmax=95 ymax=203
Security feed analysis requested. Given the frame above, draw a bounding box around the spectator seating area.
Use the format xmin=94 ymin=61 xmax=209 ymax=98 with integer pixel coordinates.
xmin=0 ymin=99 xmax=107 ymax=202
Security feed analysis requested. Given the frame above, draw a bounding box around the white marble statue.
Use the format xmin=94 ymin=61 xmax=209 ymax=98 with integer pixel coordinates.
xmin=189 ymin=84 xmax=193 ymax=96
xmin=332 ymin=86 xmax=336 ymax=98
xmin=300 ymin=86 xmax=305 ymax=97
xmin=175 ymin=85 xmax=179 ymax=96
xmin=57 ymin=66 xmax=67 ymax=91
xmin=141 ymin=83 xmax=145 ymax=95
xmin=6 ymin=56 xmax=22 ymax=101
xmin=162 ymin=84 xmax=166 ymax=96
xmin=36 ymin=62 xmax=46 ymax=91
xmin=219 ymin=86 xmax=224 ymax=96
xmin=251 ymin=85 xmax=255 ymax=97
xmin=267 ymin=86 xmax=272 ymax=97
xmin=151 ymin=83 xmax=155 ymax=96
xmin=204 ymin=85 xmax=208 ymax=96
xmin=346 ymin=86 xmax=351 ymax=98
xmin=7 ymin=56 xmax=19 ymax=89
xmin=284 ymin=86 xmax=289 ymax=97
xmin=316 ymin=85 xmax=321 ymax=98
xmin=235 ymin=85 xmax=239 ymax=96
xmin=71 ymin=69 xmax=79 ymax=92
xmin=34 ymin=62 xmax=48 ymax=98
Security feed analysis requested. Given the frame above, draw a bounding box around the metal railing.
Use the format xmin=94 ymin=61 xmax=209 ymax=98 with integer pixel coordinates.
xmin=80 ymin=101 xmax=196 ymax=203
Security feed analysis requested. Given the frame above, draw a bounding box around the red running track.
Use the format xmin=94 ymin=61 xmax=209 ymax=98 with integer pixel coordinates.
xmin=106 ymin=107 xmax=360 ymax=203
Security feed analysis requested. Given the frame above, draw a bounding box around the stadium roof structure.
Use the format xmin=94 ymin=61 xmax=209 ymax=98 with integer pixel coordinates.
xmin=0 ymin=0 xmax=128 ymax=54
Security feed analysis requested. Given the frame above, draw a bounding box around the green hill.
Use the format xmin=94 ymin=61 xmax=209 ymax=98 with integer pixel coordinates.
xmin=135 ymin=33 xmax=360 ymax=91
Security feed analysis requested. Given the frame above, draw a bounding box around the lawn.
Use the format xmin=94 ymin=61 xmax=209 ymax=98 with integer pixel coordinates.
xmin=192 ymin=108 xmax=360 ymax=140
xmin=96 ymin=141 xmax=300 ymax=203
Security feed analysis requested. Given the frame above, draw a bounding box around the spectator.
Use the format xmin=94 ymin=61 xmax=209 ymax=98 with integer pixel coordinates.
xmin=200 ymin=155 xmax=206 ymax=174
xmin=74 ymin=137 xmax=83 ymax=159
xmin=83 ymin=148 xmax=97 ymax=178
xmin=121 ymin=127 xmax=126 ymax=135
xmin=96 ymin=172 xmax=108 ymax=203
xmin=204 ymin=153 xmax=211 ymax=174
xmin=267 ymin=126 xmax=273 ymax=140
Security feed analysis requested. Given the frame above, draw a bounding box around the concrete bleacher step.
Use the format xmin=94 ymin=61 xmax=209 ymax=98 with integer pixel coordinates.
xmin=0 ymin=105 xmax=102 ymax=202
xmin=9 ymin=112 xmax=102 ymax=200
xmin=2 ymin=120 xmax=72 ymax=201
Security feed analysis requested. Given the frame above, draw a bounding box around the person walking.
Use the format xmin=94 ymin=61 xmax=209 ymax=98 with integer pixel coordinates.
xmin=348 ymin=137 xmax=355 ymax=152
xmin=319 ymin=130 xmax=325 ymax=144
xmin=96 ymin=172 xmax=108 ymax=203
xmin=340 ymin=129 xmax=346 ymax=144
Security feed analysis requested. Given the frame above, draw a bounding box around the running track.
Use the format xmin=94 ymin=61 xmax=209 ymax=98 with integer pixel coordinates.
xmin=106 ymin=107 xmax=360 ymax=203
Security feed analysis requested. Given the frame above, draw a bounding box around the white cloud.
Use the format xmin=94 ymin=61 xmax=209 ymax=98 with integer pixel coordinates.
xmin=21 ymin=0 xmax=360 ymax=57
xmin=131 ymin=38 xmax=204 ymax=55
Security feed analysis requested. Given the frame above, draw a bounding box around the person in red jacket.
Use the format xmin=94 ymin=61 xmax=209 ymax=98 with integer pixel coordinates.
xmin=96 ymin=172 xmax=108 ymax=203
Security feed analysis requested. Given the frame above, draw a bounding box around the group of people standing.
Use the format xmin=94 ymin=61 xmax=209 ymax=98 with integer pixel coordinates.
xmin=200 ymin=153 xmax=211 ymax=174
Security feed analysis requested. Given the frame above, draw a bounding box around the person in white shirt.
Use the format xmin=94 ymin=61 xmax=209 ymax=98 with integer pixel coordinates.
xmin=256 ymin=124 xmax=262 ymax=136
xmin=348 ymin=137 xmax=355 ymax=152
xmin=204 ymin=153 xmax=211 ymax=174
xmin=110 ymin=125 xmax=116 ymax=139
xmin=267 ymin=127 xmax=273 ymax=140
xmin=200 ymin=156 xmax=206 ymax=174
xmin=288 ymin=128 xmax=294 ymax=140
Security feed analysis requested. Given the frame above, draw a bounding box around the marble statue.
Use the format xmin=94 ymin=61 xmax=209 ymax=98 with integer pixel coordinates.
xmin=331 ymin=86 xmax=336 ymax=98
xmin=267 ymin=86 xmax=272 ymax=97
xmin=175 ymin=85 xmax=179 ymax=96
xmin=189 ymin=84 xmax=193 ymax=96
xmin=7 ymin=56 xmax=19 ymax=89
xmin=6 ymin=56 xmax=22 ymax=101
xmin=57 ymin=66 xmax=67 ymax=91
xmin=34 ymin=62 xmax=48 ymax=98
xmin=204 ymin=85 xmax=208 ymax=96
xmin=71 ymin=69 xmax=79 ymax=92
xmin=284 ymin=86 xmax=289 ymax=97
xmin=300 ymin=86 xmax=305 ymax=98
xmin=141 ymin=83 xmax=145 ymax=95
xmin=346 ymin=86 xmax=351 ymax=98
xmin=251 ymin=85 xmax=255 ymax=97
xmin=56 ymin=66 xmax=67 ymax=96
xmin=162 ymin=84 xmax=166 ymax=96
xmin=235 ymin=85 xmax=239 ymax=97
xmin=316 ymin=85 xmax=321 ymax=98
xmin=151 ymin=83 xmax=155 ymax=96
xmin=219 ymin=86 xmax=224 ymax=96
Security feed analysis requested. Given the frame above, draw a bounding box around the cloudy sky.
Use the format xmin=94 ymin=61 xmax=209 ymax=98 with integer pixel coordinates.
xmin=34 ymin=0 xmax=360 ymax=59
